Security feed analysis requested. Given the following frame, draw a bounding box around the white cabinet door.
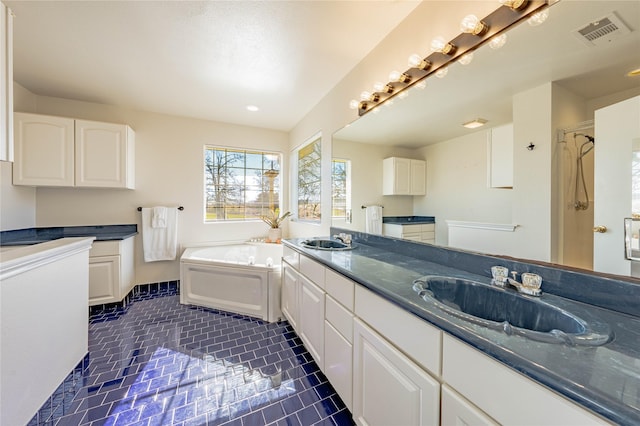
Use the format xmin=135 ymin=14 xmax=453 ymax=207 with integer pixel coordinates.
xmin=487 ymin=123 xmax=514 ymax=188
xmin=325 ymin=320 xmax=353 ymax=411
xmin=299 ymin=275 xmax=325 ymax=370
xmin=1 ymin=2 xmax=13 ymax=162
xmin=13 ymin=113 xmax=75 ymax=186
xmin=88 ymin=255 xmax=119 ymax=304
xmin=441 ymin=384 xmax=498 ymax=426
xmin=281 ymin=262 xmax=300 ymax=331
xmin=353 ymin=318 xmax=439 ymax=426
xmin=75 ymin=119 xmax=135 ymax=188
xmin=410 ymin=159 xmax=426 ymax=195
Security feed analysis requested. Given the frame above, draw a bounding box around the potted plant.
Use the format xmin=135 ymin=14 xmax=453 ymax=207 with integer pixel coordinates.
xmin=261 ymin=209 xmax=292 ymax=243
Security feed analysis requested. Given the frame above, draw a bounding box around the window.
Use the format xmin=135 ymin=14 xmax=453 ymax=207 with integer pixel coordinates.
xmin=204 ymin=147 xmax=281 ymax=221
xmin=297 ymin=138 xmax=321 ymax=221
xmin=332 ymin=158 xmax=351 ymax=219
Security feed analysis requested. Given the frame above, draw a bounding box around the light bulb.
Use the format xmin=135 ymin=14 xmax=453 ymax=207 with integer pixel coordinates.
xmin=398 ymin=90 xmax=409 ymax=99
xmin=373 ymin=82 xmax=385 ymax=92
xmin=388 ymin=70 xmax=402 ymax=82
xmin=360 ymin=91 xmax=372 ymax=101
xmin=415 ymin=80 xmax=427 ymax=90
xmin=435 ymin=67 xmax=448 ymax=78
xmin=349 ymin=99 xmax=359 ymax=110
xmin=499 ymin=0 xmax=528 ymax=11
xmin=430 ymin=36 xmax=456 ymax=55
xmin=458 ymin=52 xmax=474 ymax=65
xmin=489 ymin=33 xmax=507 ymax=49
xmin=389 ymin=71 xmax=411 ymax=84
xmin=528 ymin=9 xmax=549 ymax=26
xmin=460 ymin=15 xmax=488 ymax=36
xmin=408 ymin=54 xmax=422 ymax=68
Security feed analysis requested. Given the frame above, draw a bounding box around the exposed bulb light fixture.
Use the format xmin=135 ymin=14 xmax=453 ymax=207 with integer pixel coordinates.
xmin=460 ymin=15 xmax=489 ymax=36
xmin=349 ymin=99 xmax=359 ymax=110
xmin=408 ymin=53 xmax=432 ymax=71
xmin=360 ymin=91 xmax=371 ymax=101
xmin=489 ymin=33 xmax=508 ymax=49
xmin=527 ymin=9 xmax=549 ymax=26
xmin=435 ymin=67 xmax=449 ymax=79
xmin=398 ymin=91 xmax=409 ymax=99
xmin=374 ymin=81 xmax=394 ymax=94
xmin=430 ymin=36 xmax=457 ymax=56
xmin=462 ymin=118 xmax=488 ymax=129
xmin=458 ymin=52 xmax=474 ymax=65
xmin=415 ymin=80 xmax=427 ymax=90
xmin=389 ymin=70 xmax=411 ymax=84
xmin=499 ymin=0 xmax=529 ymax=11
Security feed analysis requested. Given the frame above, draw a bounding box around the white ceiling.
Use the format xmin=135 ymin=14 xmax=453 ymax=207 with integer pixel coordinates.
xmin=5 ymin=0 xmax=421 ymax=131
xmin=336 ymin=0 xmax=640 ymax=147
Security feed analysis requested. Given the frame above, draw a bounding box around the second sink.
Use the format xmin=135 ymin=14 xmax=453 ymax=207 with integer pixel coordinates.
xmin=300 ymin=239 xmax=354 ymax=251
xmin=413 ymin=275 xmax=611 ymax=346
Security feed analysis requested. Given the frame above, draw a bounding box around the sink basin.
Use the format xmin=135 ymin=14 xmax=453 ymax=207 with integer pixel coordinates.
xmin=300 ymin=239 xmax=354 ymax=251
xmin=413 ymin=276 xmax=611 ymax=346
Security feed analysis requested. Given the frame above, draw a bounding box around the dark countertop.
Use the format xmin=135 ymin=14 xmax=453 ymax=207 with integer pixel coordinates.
xmin=284 ymin=231 xmax=640 ymax=425
xmin=382 ymin=215 xmax=435 ymax=224
xmin=0 ymin=225 xmax=138 ymax=246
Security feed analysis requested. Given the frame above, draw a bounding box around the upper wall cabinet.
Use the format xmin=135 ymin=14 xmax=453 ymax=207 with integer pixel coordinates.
xmin=383 ymin=157 xmax=426 ymax=196
xmin=487 ymin=123 xmax=514 ymax=189
xmin=0 ymin=2 xmax=13 ymax=162
xmin=13 ymin=113 xmax=135 ymax=189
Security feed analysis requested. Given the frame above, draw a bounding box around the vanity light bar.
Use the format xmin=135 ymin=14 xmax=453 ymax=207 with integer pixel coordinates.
xmin=356 ymin=0 xmax=549 ymax=116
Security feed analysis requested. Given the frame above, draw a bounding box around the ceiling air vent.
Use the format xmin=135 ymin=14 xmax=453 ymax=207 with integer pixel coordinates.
xmin=572 ymin=12 xmax=631 ymax=46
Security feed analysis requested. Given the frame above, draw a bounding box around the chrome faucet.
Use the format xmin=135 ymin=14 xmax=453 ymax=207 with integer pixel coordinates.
xmin=333 ymin=233 xmax=352 ymax=245
xmin=491 ymin=266 xmax=542 ymax=296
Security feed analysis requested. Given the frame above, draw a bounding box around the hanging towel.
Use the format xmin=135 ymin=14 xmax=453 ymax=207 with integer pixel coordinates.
xmin=365 ymin=205 xmax=383 ymax=235
xmin=152 ymin=206 xmax=168 ymax=228
xmin=142 ymin=207 xmax=178 ymax=262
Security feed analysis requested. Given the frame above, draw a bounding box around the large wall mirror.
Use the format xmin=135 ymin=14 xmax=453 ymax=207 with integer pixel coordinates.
xmin=333 ymin=0 xmax=640 ymax=277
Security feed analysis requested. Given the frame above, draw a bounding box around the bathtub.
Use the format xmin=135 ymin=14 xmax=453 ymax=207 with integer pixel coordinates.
xmin=180 ymin=242 xmax=282 ymax=322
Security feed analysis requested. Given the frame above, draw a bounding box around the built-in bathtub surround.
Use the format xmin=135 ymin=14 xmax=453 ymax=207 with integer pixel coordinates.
xmin=29 ymin=291 xmax=351 ymax=425
xmin=381 ymin=216 xmax=435 ymax=224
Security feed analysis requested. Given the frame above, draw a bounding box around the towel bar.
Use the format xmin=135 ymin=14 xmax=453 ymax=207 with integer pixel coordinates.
xmin=361 ymin=205 xmax=383 ymax=209
xmin=137 ymin=206 xmax=184 ymax=211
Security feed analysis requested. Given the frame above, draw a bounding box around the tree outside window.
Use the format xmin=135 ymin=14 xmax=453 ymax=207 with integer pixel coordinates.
xmin=332 ymin=158 xmax=350 ymax=219
xmin=204 ymin=147 xmax=281 ymax=221
xmin=297 ymin=139 xmax=321 ymax=221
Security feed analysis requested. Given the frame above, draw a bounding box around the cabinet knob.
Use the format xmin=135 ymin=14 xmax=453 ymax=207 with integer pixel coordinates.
xmin=593 ymin=225 xmax=607 ymax=233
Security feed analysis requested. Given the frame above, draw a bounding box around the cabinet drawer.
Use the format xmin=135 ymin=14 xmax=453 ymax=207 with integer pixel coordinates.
xmin=422 ymin=231 xmax=435 ymax=240
xmin=442 ymin=335 xmax=607 ymax=425
xmin=326 ymin=295 xmax=353 ymax=343
xmin=300 ymin=255 xmax=325 ymax=289
xmin=421 ymin=224 xmax=435 ymax=232
xmin=355 ymin=286 xmax=441 ymax=376
xmin=89 ymin=240 xmax=121 ymax=257
xmin=402 ymin=224 xmax=422 ymax=233
xmin=325 ymin=268 xmax=354 ymax=310
xmin=283 ymin=245 xmax=299 ymax=269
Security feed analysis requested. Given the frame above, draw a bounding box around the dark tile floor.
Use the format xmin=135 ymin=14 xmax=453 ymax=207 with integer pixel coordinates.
xmin=29 ymin=289 xmax=353 ymax=425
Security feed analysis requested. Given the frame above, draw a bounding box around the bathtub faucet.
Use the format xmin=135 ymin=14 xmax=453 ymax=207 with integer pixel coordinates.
xmin=333 ymin=233 xmax=352 ymax=246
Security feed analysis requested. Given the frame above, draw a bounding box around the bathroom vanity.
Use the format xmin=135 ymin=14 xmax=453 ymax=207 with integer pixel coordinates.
xmin=282 ymin=230 xmax=640 ymax=425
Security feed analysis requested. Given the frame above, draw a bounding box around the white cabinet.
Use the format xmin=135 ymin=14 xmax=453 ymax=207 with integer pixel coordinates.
xmin=487 ymin=123 xmax=513 ymax=188
xmin=383 ymin=223 xmax=435 ymax=244
xmin=383 ymin=157 xmax=426 ymax=196
xmin=442 ymin=334 xmax=608 ymax=425
xmin=299 ymin=274 xmax=325 ymax=369
xmin=353 ymin=318 xmax=440 ymax=426
xmin=1 ymin=2 xmax=13 ymax=162
xmin=281 ymin=262 xmax=300 ymax=330
xmin=75 ymin=119 xmax=135 ymax=188
xmin=13 ymin=112 xmax=135 ymax=188
xmin=441 ymin=384 xmax=498 ymax=426
xmin=88 ymin=237 xmax=135 ymax=306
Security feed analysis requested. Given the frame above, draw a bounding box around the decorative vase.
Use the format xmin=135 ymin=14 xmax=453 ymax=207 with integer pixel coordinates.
xmin=267 ymin=228 xmax=282 ymax=243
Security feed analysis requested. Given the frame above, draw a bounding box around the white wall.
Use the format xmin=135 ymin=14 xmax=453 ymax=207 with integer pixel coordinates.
xmin=15 ymin=95 xmax=289 ymax=284
xmin=414 ymin=129 xmax=514 ymax=247
xmin=332 ymin=139 xmax=416 ymax=232
xmin=0 ymin=83 xmax=37 ymax=231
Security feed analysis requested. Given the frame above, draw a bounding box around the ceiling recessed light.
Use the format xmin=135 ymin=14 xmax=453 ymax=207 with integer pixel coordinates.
xmin=246 ymin=105 xmax=259 ymax=112
xmin=462 ymin=118 xmax=488 ymax=129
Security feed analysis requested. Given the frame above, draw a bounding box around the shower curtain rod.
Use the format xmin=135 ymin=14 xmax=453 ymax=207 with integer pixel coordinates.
xmin=557 ymin=120 xmax=594 ymax=144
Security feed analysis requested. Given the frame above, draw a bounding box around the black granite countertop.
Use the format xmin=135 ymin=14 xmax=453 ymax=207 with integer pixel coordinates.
xmin=382 ymin=215 xmax=435 ymax=224
xmin=283 ymin=231 xmax=640 ymax=425
xmin=0 ymin=225 xmax=138 ymax=246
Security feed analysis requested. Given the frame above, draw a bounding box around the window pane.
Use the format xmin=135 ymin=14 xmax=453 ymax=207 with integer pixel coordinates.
xmin=204 ymin=147 xmax=282 ymax=222
xmin=298 ymin=139 xmax=321 ymax=221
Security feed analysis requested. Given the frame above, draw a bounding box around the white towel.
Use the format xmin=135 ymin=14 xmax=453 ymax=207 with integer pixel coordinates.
xmin=152 ymin=206 xmax=167 ymax=228
xmin=365 ymin=206 xmax=383 ymax=235
xmin=142 ymin=207 xmax=178 ymax=262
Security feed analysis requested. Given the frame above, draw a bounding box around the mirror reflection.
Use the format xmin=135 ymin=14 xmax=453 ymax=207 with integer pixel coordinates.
xmin=332 ymin=0 xmax=640 ymax=277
